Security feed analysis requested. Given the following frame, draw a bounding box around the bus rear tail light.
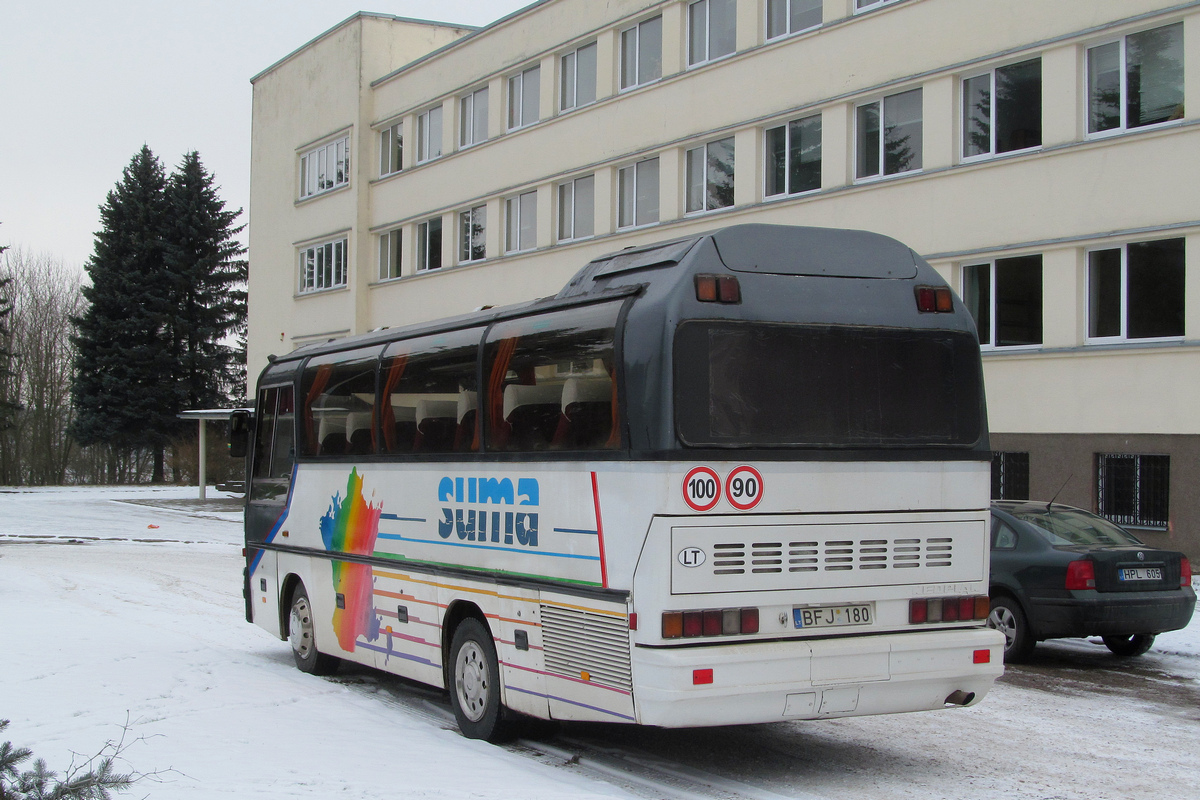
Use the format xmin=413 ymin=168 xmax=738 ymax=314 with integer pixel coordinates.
xmin=915 ymin=285 xmax=953 ymax=313
xmin=910 ymin=595 xmax=990 ymax=625
xmin=1182 ymin=557 xmax=1192 ymax=588
xmin=1065 ymin=560 xmax=1096 ymax=590
xmin=662 ymin=607 xmax=759 ymax=639
xmin=695 ymin=274 xmax=741 ymax=304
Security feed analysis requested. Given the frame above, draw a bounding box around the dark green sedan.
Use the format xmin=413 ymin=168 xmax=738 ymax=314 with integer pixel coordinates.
xmin=988 ymin=501 xmax=1196 ymax=662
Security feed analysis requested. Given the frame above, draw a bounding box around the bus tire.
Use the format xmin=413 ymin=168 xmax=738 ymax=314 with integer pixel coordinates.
xmin=449 ymin=618 xmax=512 ymax=742
xmin=288 ymin=583 xmax=339 ymax=676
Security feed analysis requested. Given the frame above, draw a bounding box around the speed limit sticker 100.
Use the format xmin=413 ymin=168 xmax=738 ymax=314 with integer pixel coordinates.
xmin=682 ymin=465 xmax=764 ymax=512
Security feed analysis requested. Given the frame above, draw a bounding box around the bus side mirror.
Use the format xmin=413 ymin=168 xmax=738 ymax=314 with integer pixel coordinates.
xmin=228 ymin=410 xmax=252 ymax=460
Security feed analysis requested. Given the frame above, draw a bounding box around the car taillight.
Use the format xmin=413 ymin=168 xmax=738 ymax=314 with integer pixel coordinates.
xmin=909 ymin=595 xmax=990 ymax=624
xmin=1066 ymin=560 xmax=1096 ymax=590
xmin=1182 ymin=557 xmax=1192 ymax=588
xmin=662 ymin=607 xmax=759 ymax=639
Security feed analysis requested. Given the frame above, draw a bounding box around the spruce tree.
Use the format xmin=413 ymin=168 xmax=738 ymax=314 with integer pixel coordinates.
xmin=162 ymin=152 xmax=248 ymax=408
xmin=71 ymin=146 xmax=181 ymax=482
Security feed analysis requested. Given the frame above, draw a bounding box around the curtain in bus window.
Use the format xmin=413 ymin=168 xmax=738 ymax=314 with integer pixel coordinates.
xmin=302 ymin=365 xmax=333 ymax=456
xmin=380 ymin=356 xmax=408 ymax=453
xmin=483 ymin=302 xmax=623 ymax=452
xmin=674 ymin=322 xmax=982 ymax=447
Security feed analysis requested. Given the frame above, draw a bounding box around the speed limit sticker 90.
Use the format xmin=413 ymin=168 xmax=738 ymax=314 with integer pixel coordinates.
xmin=725 ymin=465 xmax=764 ymax=510
xmin=682 ymin=466 xmax=763 ymax=512
xmin=682 ymin=466 xmax=722 ymax=511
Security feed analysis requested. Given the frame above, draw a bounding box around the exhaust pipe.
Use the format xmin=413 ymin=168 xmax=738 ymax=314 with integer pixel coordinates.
xmin=944 ymin=690 xmax=976 ymax=706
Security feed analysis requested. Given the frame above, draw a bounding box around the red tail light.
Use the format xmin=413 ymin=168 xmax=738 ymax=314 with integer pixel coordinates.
xmin=910 ymin=595 xmax=990 ymax=624
xmin=1066 ymin=560 xmax=1096 ymax=590
xmin=1182 ymin=557 xmax=1192 ymax=588
xmin=695 ymin=274 xmax=741 ymax=303
xmin=915 ymin=285 xmax=954 ymax=313
xmin=662 ymin=607 xmax=759 ymax=639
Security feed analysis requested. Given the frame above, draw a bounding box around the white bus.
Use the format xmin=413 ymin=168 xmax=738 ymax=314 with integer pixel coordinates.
xmin=233 ymin=224 xmax=1004 ymax=741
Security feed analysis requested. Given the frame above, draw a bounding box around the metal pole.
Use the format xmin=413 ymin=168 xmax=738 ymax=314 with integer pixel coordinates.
xmin=198 ymin=419 xmax=207 ymax=501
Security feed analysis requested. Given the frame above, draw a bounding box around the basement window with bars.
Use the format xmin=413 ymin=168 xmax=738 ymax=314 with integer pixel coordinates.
xmin=1098 ymin=453 xmax=1169 ymax=529
xmin=991 ymin=451 xmax=1029 ymax=500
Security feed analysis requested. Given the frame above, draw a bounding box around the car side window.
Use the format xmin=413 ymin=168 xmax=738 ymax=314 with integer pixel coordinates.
xmin=993 ymin=521 xmax=1018 ymax=550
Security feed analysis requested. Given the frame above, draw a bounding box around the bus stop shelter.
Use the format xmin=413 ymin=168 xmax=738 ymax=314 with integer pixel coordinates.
xmin=177 ymin=408 xmax=250 ymax=500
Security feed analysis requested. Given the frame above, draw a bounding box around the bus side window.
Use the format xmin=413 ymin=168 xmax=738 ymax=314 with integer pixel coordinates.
xmin=484 ymin=302 xmax=622 ymax=452
xmin=299 ymin=350 xmax=381 ymax=457
xmin=381 ymin=329 xmax=483 ymax=455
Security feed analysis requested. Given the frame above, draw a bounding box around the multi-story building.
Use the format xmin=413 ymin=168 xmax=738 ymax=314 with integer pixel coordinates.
xmin=248 ymin=0 xmax=1200 ymax=557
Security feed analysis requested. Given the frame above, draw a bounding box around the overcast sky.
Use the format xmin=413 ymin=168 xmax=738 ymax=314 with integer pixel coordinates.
xmin=0 ymin=1 xmax=532 ymax=270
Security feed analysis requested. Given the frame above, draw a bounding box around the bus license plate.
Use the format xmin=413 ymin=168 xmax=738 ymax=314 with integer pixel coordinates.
xmin=793 ymin=604 xmax=873 ymax=629
xmin=1119 ymin=567 xmax=1162 ymax=581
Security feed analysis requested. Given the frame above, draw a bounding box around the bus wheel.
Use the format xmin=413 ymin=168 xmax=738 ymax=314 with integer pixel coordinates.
xmin=449 ymin=618 xmax=512 ymax=742
xmin=288 ymin=584 xmax=339 ymax=676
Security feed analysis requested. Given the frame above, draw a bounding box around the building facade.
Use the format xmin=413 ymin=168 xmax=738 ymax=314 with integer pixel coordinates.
xmin=249 ymin=0 xmax=1200 ymax=557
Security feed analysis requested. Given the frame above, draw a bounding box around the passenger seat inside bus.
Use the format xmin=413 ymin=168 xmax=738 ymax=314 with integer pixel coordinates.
xmin=345 ymin=411 xmax=373 ymax=455
xmin=414 ymin=399 xmax=458 ymax=452
xmin=389 ymin=404 xmax=417 ymax=453
xmin=503 ymin=383 xmax=563 ymax=450
xmin=454 ymin=391 xmax=478 ymax=452
xmin=317 ymin=414 xmax=347 ymax=456
xmin=553 ymin=376 xmax=613 ymax=449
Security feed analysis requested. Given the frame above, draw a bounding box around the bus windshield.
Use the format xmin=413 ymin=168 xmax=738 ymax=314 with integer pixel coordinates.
xmin=674 ymin=322 xmax=983 ymax=448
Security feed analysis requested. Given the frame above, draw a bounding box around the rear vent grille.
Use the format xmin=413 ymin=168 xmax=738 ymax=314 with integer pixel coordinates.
xmin=540 ymin=605 xmax=632 ymax=692
xmin=708 ymin=536 xmax=955 ymax=576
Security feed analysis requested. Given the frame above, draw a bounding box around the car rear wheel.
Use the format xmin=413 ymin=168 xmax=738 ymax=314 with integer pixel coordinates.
xmin=987 ymin=596 xmax=1035 ymax=662
xmin=1102 ymin=633 xmax=1155 ymax=657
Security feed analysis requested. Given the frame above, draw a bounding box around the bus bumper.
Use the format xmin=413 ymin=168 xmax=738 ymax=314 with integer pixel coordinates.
xmin=631 ymin=627 xmax=1004 ymax=727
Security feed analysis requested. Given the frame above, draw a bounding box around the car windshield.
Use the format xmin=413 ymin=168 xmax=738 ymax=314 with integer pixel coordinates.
xmin=1008 ymin=507 xmax=1143 ymax=547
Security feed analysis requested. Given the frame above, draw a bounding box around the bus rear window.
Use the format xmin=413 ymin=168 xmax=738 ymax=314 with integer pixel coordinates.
xmin=674 ymin=322 xmax=982 ymax=448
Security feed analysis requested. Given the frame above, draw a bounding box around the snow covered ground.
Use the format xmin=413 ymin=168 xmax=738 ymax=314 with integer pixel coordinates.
xmin=2 ymin=486 xmax=1198 ymax=799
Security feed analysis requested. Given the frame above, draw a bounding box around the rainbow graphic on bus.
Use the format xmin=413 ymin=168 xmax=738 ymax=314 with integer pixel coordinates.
xmin=320 ymin=468 xmax=383 ymax=652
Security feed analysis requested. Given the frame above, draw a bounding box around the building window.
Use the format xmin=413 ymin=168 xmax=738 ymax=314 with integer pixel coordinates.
xmin=299 ymin=136 xmax=350 ymax=198
xmin=685 ymin=137 xmax=735 ymax=213
xmin=767 ymin=0 xmax=821 ymax=39
xmin=855 ymin=0 xmax=902 ymax=12
xmin=378 ymin=228 xmax=402 ymax=280
xmin=460 ymin=87 xmax=489 ymax=148
xmin=558 ymin=174 xmax=595 ymax=242
xmin=508 ymin=66 xmax=541 ymax=130
xmin=991 ymin=452 xmax=1030 ymax=501
xmin=459 ymin=205 xmax=487 ymax=263
xmin=856 ymin=88 xmax=922 ymax=179
xmin=506 ymin=191 xmax=537 ymax=253
xmin=1088 ymin=23 xmax=1184 ymax=136
xmin=963 ymin=58 xmax=1042 ymax=160
xmin=299 ymin=238 xmax=347 ymax=293
xmin=417 ymin=218 xmax=442 ymax=272
xmin=962 ymin=255 xmax=1043 ymax=348
xmin=765 ymin=114 xmax=821 ymax=197
xmin=688 ymin=0 xmax=736 ymax=67
xmin=1087 ymin=238 xmax=1185 ymax=342
xmin=1098 ymin=453 xmax=1170 ymax=529
xmin=618 ymin=157 xmax=660 ymax=228
xmin=620 ymin=16 xmax=663 ymax=90
xmin=561 ymin=43 xmax=598 ymax=111
xmin=380 ymin=123 xmax=402 ymax=176
xmin=417 ymin=106 xmax=443 ymax=164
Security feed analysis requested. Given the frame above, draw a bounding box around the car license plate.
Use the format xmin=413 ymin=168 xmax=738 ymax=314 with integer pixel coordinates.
xmin=793 ymin=604 xmax=873 ymax=629
xmin=1119 ymin=567 xmax=1162 ymax=581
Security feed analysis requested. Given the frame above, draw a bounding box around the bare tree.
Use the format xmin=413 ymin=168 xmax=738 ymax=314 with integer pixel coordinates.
xmin=0 ymin=249 xmax=86 ymax=485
